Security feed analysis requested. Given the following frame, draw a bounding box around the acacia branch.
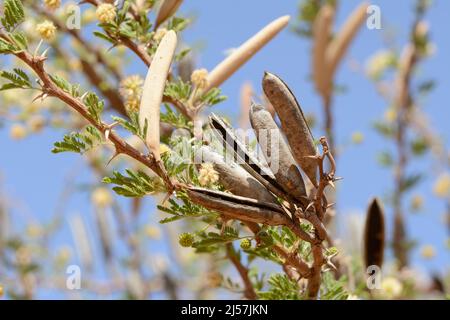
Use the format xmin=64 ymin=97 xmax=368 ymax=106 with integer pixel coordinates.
xmin=225 ymin=243 xmax=257 ymax=300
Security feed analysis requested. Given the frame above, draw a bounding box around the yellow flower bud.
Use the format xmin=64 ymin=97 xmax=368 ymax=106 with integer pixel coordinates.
xmin=43 ymin=0 xmax=61 ymax=11
xmin=96 ymin=3 xmax=117 ymax=24
xmin=36 ymin=20 xmax=57 ymax=40
xmin=178 ymin=232 xmax=194 ymax=247
xmin=420 ymin=245 xmax=436 ymax=260
xmin=9 ymin=124 xmax=27 ymax=140
xmin=381 ymin=277 xmax=403 ymax=298
xmin=351 ymin=131 xmax=364 ymax=144
xmin=91 ymin=187 xmax=113 ymax=208
xmin=433 ymin=174 xmax=450 ymax=198
xmin=145 ymin=225 xmax=162 ymax=239
xmin=191 ymin=69 xmax=209 ymax=89
xmin=198 ymin=163 xmax=219 ymax=186
xmin=27 ymin=115 xmax=46 ymax=133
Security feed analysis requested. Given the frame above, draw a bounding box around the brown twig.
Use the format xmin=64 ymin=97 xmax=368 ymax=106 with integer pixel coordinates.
xmin=225 ymin=243 xmax=257 ymax=300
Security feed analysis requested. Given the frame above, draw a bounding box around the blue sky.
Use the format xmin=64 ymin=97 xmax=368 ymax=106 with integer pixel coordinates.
xmin=0 ymin=0 xmax=449 ymax=298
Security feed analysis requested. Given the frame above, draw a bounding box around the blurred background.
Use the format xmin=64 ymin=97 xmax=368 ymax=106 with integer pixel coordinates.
xmin=0 ymin=0 xmax=448 ymax=299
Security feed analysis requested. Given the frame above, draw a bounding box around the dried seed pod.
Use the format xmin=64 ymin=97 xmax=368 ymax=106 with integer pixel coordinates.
xmin=326 ymin=2 xmax=369 ymax=79
xmin=208 ymin=113 xmax=289 ymax=201
xmin=187 ymin=187 xmax=287 ymax=225
xmin=139 ymin=30 xmax=177 ymax=161
xmin=205 ymin=15 xmax=290 ymax=92
xmin=196 ymin=146 xmax=277 ymax=203
xmin=363 ymin=198 xmax=385 ymax=269
xmin=312 ymin=4 xmax=334 ymax=98
xmin=154 ymin=0 xmax=183 ymax=29
xmin=249 ymin=104 xmax=307 ymax=202
xmin=262 ymin=72 xmax=318 ymax=186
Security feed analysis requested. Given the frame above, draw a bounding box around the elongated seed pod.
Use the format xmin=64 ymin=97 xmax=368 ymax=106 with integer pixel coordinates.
xmin=139 ymin=30 xmax=177 ymax=161
xmin=196 ymin=146 xmax=277 ymax=203
xmin=205 ymin=15 xmax=290 ymax=92
xmin=187 ymin=187 xmax=314 ymax=243
xmin=364 ymin=198 xmax=385 ymax=269
xmin=262 ymin=72 xmax=318 ymax=186
xmin=326 ymin=2 xmax=369 ymax=79
xmin=154 ymin=0 xmax=183 ymax=29
xmin=209 ymin=113 xmax=291 ymax=201
xmin=249 ymin=104 xmax=307 ymax=202
xmin=312 ymin=4 xmax=334 ymax=98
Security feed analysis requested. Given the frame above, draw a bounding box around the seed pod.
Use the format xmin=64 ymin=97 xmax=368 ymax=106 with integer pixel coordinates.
xmin=154 ymin=0 xmax=183 ymax=29
xmin=208 ymin=113 xmax=290 ymax=201
xmin=249 ymin=104 xmax=307 ymax=202
xmin=187 ymin=187 xmax=314 ymax=243
xmin=187 ymin=187 xmax=287 ymax=225
xmin=326 ymin=2 xmax=369 ymax=79
xmin=205 ymin=15 xmax=290 ymax=92
xmin=139 ymin=30 xmax=177 ymax=161
xmin=312 ymin=4 xmax=334 ymax=98
xmin=196 ymin=146 xmax=277 ymax=203
xmin=363 ymin=198 xmax=385 ymax=269
xmin=262 ymin=72 xmax=318 ymax=186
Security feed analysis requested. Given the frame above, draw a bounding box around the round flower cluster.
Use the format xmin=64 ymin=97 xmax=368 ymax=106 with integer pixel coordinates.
xmin=365 ymin=50 xmax=396 ymax=80
xmin=178 ymin=232 xmax=195 ymax=247
xmin=380 ymin=277 xmax=403 ymax=299
xmin=119 ymin=75 xmax=144 ymax=114
xmin=191 ymin=68 xmax=209 ymax=89
xmin=43 ymin=0 xmax=61 ymax=11
xmin=153 ymin=28 xmax=168 ymax=42
xmin=198 ymin=163 xmax=219 ymax=186
xmin=91 ymin=187 xmax=113 ymax=208
xmin=9 ymin=124 xmax=27 ymax=140
xmin=36 ymin=20 xmax=57 ymax=40
xmin=433 ymin=173 xmax=450 ymax=198
xmin=240 ymin=238 xmax=252 ymax=250
xmin=96 ymin=3 xmax=117 ymax=24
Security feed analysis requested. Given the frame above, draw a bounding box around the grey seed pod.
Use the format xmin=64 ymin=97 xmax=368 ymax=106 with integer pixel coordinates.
xmin=208 ymin=113 xmax=290 ymax=201
xmin=250 ymin=104 xmax=307 ymax=202
xmin=196 ymin=146 xmax=277 ymax=203
xmin=363 ymin=198 xmax=385 ymax=270
xmin=262 ymin=72 xmax=318 ymax=186
xmin=187 ymin=187 xmax=287 ymax=225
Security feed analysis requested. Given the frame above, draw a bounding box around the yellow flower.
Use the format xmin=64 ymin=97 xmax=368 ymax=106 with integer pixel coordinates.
xmin=55 ymin=246 xmax=71 ymax=265
xmin=36 ymin=20 xmax=57 ymax=40
xmin=433 ymin=174 xmax=450 ymax=198
xmin=381 ymin=277 xmax=403 ymax=298
xmin=178 ymin=232 xmax=194 ymax=247
xmin=81 ymin=8 xmax=97 ymax=24
xmin=91 ymin=187 xmax=113 ymax=208
xmin=119 ymin=75 xmax=143 ymax=100
xmin=9 ymin=124 xmax=27 ymax=140
xmin=125 ymin=97 xmax=140 ymax=114
xmin=27 ymin=115 xmax=46 ymax=133
xmin=198 ymin=163 xmax=219 ymax=186
xmin=410 ymin=194 xmax=424 ymax=211
xmin=366 ymin=50 xmax=396 ymax=79
xmin=384 ymin=108 xmax=397 ymax=122
xmin=26 ymin=224 xmax=44 ymax=238
xmin=145 ymin=225 xmax=162 ymax=239
xmin=347 ymin=294 xmax=359 ymax=300
xmin=96 ymin=3 xmax=117 ymax=24
xmin=351 ymin=131 xmax=364 ymax=144
xmin=191 ymin=69 xmax=209 ymax=89
xmin=43 ymin=0 xmax=61 ymax=10
xmin=153 ymin=28 xmax=168 ymax=42
xmin=159 ymin=144 xmax=171 ymax=155
xmin=420 ymin=245 xmax=436 ymax=260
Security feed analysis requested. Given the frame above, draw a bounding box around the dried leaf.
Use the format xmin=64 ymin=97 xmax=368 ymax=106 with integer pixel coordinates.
xmin=262 ymin=72 xmax=318 ymax=186
xmin=249 ymin=104 xmax=307 ymax=202
xmin=363 ymin=198 xmax=385 ymax=269
xmin=155 ymin=0 xmax=183 ymax=29
xmin=139 ymin=30 xmax=177 ymax=161
xmin=205 ymin=15 xmax=290 ymax=91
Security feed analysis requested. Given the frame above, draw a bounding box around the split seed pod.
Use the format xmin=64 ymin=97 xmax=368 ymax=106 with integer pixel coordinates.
xmin=196 ymin=146 xmax=277 ymax=203
xmin=205 ymin=15 xmax=290 ymax=92
xmin=262 ymin=72 xmax=318 ymax=186
xmin=249 ymin=104 xmax=307 ymax=202
xmin=209 ymin=113 xmax=291 ymax=202
xmin=187 ymin=187 xmax=287 ymax=226
xmin=154 ymin=0 xmax=183 ymax=29
xmin=139 ymin=30 xmax=177 ymax=161
xmin=363 ymin=198 xmax=385 ymax=269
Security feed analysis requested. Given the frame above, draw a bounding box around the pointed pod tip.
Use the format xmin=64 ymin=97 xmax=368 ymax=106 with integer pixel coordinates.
xmin=275 ymin=15 xmax=291 ymax=26
xmin=250 ymin=103 xmax=264 ymax=113
xmin=163 ymin=29 xmax=178 ymax=42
